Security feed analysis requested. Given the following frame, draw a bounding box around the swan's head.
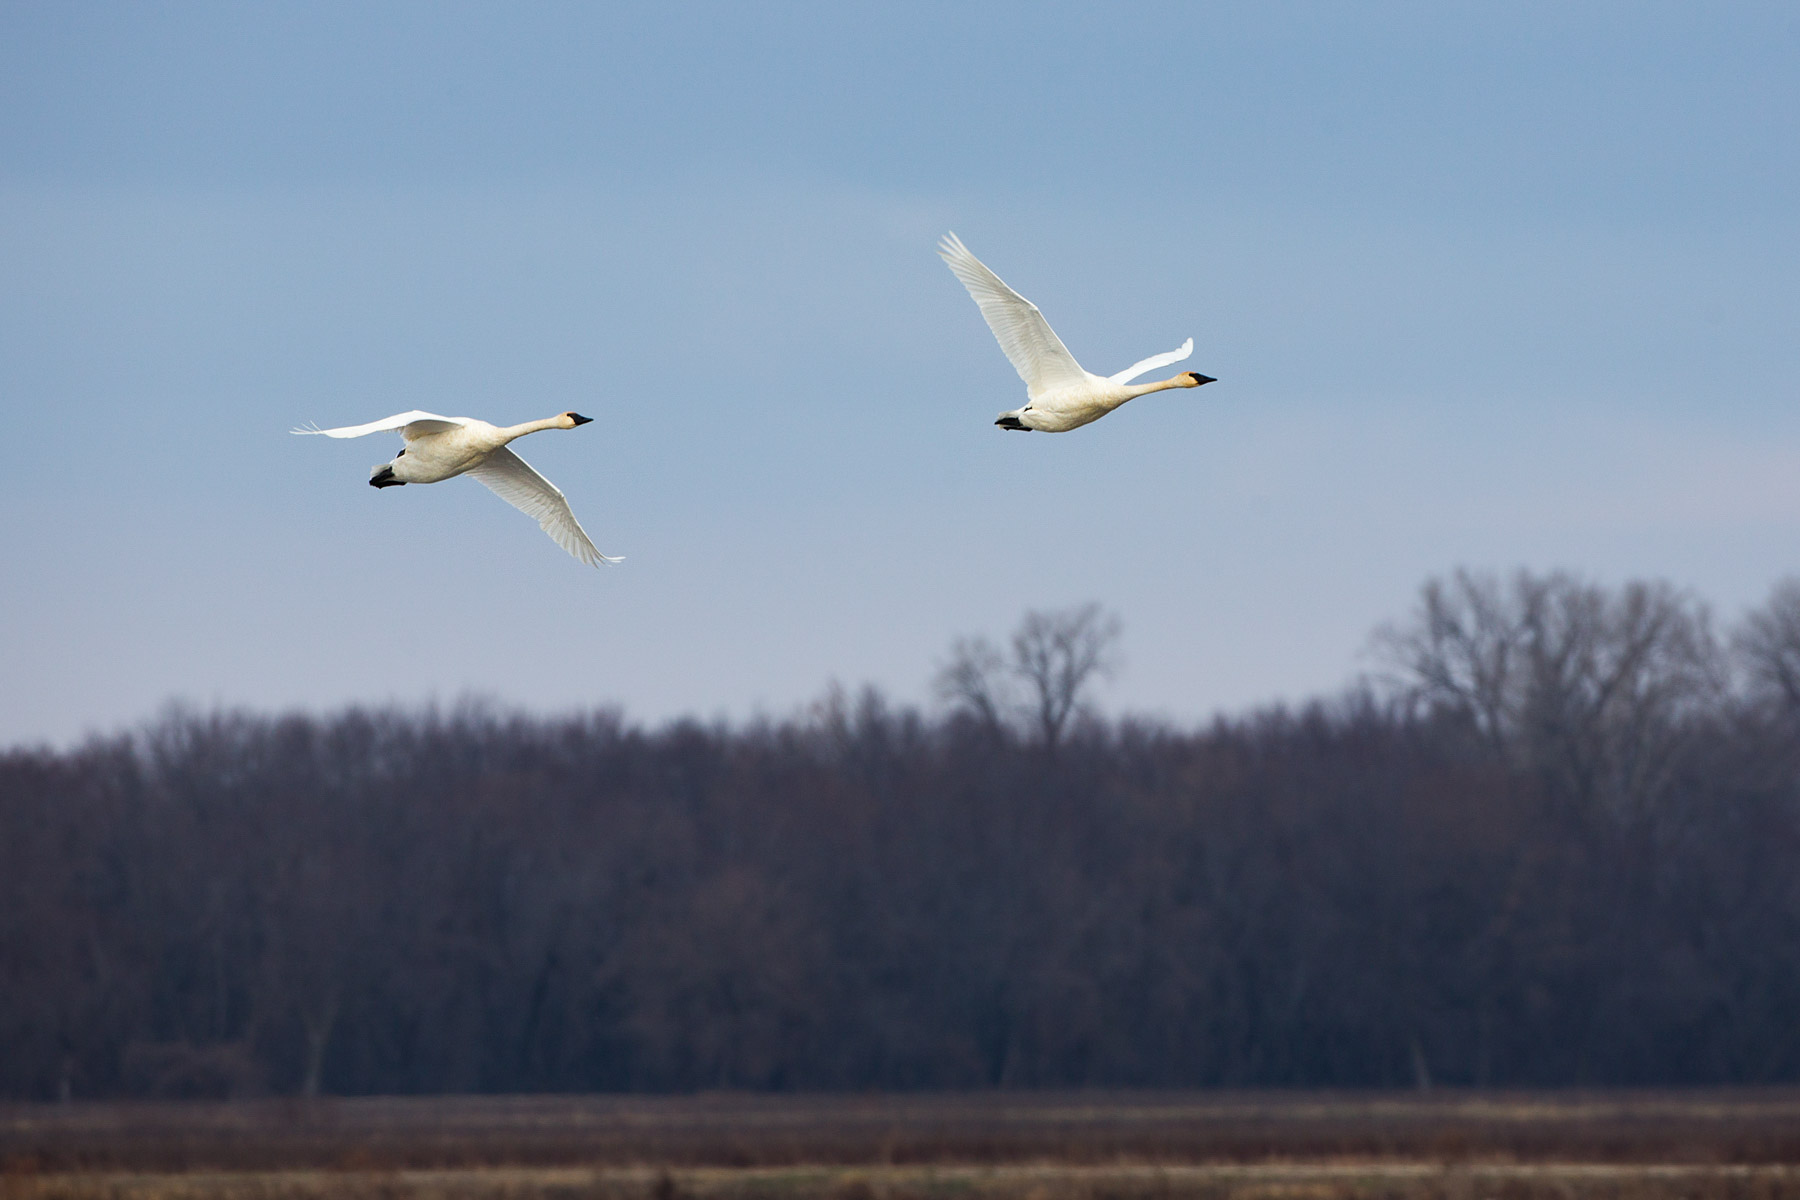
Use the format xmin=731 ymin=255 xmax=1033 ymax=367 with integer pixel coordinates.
xmin=563 ymin=412 xmax=594 ymax=427
xmin=1182 ymin=372 xmax=1216 ymax=388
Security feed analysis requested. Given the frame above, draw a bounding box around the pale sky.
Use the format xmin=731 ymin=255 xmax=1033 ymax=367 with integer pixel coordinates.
xmin=3 ymin=2 xmax=1798 ymax=745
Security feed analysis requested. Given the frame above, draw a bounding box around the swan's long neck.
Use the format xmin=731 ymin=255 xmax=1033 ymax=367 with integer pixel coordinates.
xmin=1121 ymin=374 xmax=1199 ymax=400
xmin=496 ymin=416 xmax=568 ymax=443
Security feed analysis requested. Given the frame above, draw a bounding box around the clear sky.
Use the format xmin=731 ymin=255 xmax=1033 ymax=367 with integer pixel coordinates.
xmin=3 ymin=1 xmax=1798 ymax=745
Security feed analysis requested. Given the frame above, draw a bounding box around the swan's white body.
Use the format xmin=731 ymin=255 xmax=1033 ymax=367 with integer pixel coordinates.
xmin=293 ymin=410 xmax=620 ymax=566
xmin=938 ymin=232 xmax=1214 ymax=432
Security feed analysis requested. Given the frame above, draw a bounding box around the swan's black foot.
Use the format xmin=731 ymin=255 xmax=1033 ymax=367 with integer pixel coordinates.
xmin=369 ymin=466 xmax=406 ymax=488
xmin=995 ymin=415 xmax=1032 ymax=431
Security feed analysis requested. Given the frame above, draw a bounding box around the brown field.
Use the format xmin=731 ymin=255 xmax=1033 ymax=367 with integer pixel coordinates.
xmin=5 ymin=1090 xmax=1800 ymax=1199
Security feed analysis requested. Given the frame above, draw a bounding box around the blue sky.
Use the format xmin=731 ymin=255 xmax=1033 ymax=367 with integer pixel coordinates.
xmin=3 ymin=2 xmax=1798 ymax=744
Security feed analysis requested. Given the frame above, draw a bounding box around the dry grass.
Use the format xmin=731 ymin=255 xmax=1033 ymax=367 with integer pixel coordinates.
xmin=8 ymin=1163 xmax=1800 ymax=1200
xmin=5 ymin=1091 xmax=1800 ymax=1199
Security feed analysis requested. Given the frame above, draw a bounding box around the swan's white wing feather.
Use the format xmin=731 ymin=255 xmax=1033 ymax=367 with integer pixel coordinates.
xmin=1107 ymin=337 xmax=1194 ymax=385
xmin=291 ymin=411 xmax=465 ymax=439
xmin=466 ymin=447 xmax=620 ymax=567
xmin=939 ymin=232 xmax=1089 ymax=400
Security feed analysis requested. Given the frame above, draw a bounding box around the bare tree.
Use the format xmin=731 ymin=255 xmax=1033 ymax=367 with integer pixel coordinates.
xmin=1014 ymin=605 xmax=1122 ymax=748
xmin=1373 ymin=568 xmax=1723 ymax=818
xmin=936 ymin=605 xmax=1122 ymax=749
xmin=1369 ymin=569 xmax=1521 ymax=757
xmin=934 ymin=635 xmax=1015 ymax=736
xmin=1735 ymin=578 xmax=1800 ymax=713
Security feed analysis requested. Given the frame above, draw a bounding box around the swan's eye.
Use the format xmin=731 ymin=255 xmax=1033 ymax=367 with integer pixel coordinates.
xmin=397 ymin=448 xmax=406 ymax=456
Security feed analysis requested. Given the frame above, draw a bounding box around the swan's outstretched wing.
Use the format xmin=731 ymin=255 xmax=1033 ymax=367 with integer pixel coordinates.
xmin=939 ymin=232 xmax=1089 ymax=399
xmin=466 ymin=447 xmax=620 ymax=567
xmin=291 ymin=411 xmax=465 ymax=439
xmin=1108 ymin=338 xmax=1194 ymax=385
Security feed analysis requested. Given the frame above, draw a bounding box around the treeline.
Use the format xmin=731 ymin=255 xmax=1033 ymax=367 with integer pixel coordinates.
xmin=4 ymin=569 xmax=1800 ymax=1100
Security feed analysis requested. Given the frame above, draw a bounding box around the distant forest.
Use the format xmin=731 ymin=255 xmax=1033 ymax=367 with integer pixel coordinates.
xmin=5 ymin=568 xmax=1800 ymax=1100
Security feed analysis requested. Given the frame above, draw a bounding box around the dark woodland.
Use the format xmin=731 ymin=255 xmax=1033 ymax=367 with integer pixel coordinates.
xmin=5 ymin=569 xmax=1800 ymax=1101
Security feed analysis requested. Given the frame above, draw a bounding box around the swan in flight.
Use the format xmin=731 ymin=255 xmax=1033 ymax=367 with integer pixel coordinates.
xmin=293 ymin=411 xmax=620 ymax=566
xmin=938 ymin=232 xmax=1215 ymax=432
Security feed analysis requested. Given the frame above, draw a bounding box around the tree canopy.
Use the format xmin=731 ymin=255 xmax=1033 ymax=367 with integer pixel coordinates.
xmin=4 ymin=572 xmax=1799 ymax=1099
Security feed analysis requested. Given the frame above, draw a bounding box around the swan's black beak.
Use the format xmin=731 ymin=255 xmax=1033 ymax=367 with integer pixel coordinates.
xmin=1189 ymin=373 xmax=1216 ymax=386
xmin=569 ymin=413 xmax=594 ymax=425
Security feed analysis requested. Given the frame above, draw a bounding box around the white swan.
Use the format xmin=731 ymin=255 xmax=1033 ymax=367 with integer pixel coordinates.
xmin=938 ymin=232 xmax=1215 ymax=432
xmin=293 ymin=410 xmax=620 ymax=566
